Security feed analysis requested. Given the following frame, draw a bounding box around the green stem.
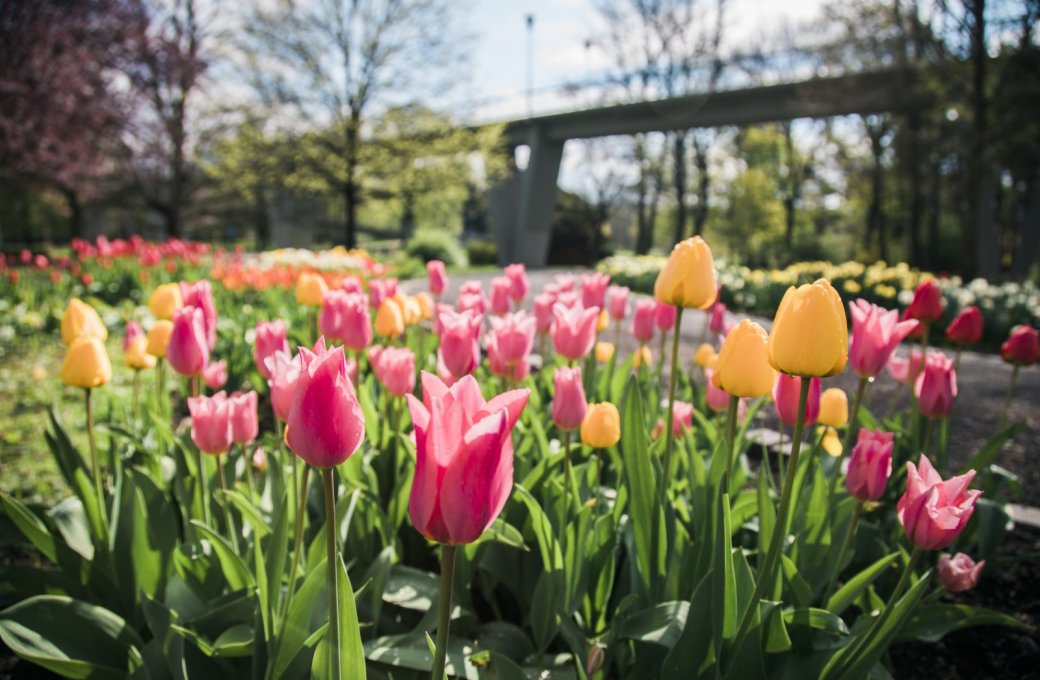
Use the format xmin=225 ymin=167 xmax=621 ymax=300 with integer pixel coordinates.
xmin=322 ymin=467 xmax=341 ymax=680
xmin=561 ymin=429 xmax=576 ymax=534
xmin=828 ymin=376 xmax=869 ymax=508
xmin=923 ymin=418 xmax=937 ymax=458
xmin=729 ymin=377 xmax=810 ymax=666
xmin=431 ymin=544 xmax=457 ymax=680
xmin=723 ymin=394 xmax=739 ymax=492
xmin=999 ymin=365 xmax=1019 ymax=429
xmin=84 ymin=389 xmax=109 ymax=540
xmin=131 ymin=370 xmax=140 ymax=427
xmin=217 ymin=454 xmax=239 ymax=552
xmin=775 ymin=420 xmax=785 ymax=494
xmin=657 ymin=307 xmax=684 ymax=505
xmin=156 ymin=358 xmax=166 ymax=419
xmin=278 ymin=464 xmax=310 ymax=635
xmin=822 ymin=502 xmax=862 ymax=607
xmin=243 ymin=445 xmax=257 ymax=496
xmin=196 ymin=447 xmax=210 ymax=527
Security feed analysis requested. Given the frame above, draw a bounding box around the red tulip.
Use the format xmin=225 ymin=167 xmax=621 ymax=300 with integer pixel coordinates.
xmin=265 ymin=349 xmax=301 ymax=422
xmin=845 ymin=429 xmax=894 ymax=502
xmin=580 ymin=272 xmax=610 ymax=309
xmin=407 ymin=373 xmax=529 ymax=544
xmin=945 ymin=306 xmax=983 ymax=345
xmin=179 ymin=280 xmax=217 ymax=350
xmin=938 ymin=553 xmax=985 ymax=593
xmin=772 ymin=373 xmax=821 ymax=428
xmin=904 ymin=279 xmax=944 ymax=323
xmin=438 ymin=309 xmax=482 ymax=379
xmin=631 ymin=299 xmax=656 ymax=344
xmin=897 ymin=455 xmax=981 ymax=550
xmin=188 ymin=391 xmax=232 ymax=454
xmin=849 ymin=299 xmax=918 ymax=379
xmin=427 ymin=260 xmax=448 ymax=296
xmin=551 ymin=303 xmax=599 ymax=361
xmin=654 ymin=301 xmax=677 ymax=332
xmin=505 ymin=263 xmax=528 ymax=302
xmin=606 ymin=285 xmax=630 ymax=321
xmin=167 ymin=306 xmax=210 ymax=377
xmin=1001 ymin=325 xmax=1040 ymax=366
xmin=229 ymin=390 xmax=259 ymax=445
xmin=490 ymin=277 xmax=512 ymax=315
xmin=286 ymin=339 xmax=365 ymax=468
xmin=551 ymin=366 xmax=587 ymax=431
xmin=370 ymin=345 xmax=416 ymax=397
xmin=204 ymin=359 xmax=228 ymax=390
xmin=914 ymin=351 xmax=957 ymax=418
xmin=254 ymin=320 xmax=289 ymax=379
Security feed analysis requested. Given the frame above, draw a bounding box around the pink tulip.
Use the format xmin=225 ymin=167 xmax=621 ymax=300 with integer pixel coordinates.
xmin=672 ymin=401 xmax=694 ymax=436
xmin=704 ymin=369 xmax=732 ymax=413
xmin=369 ymin=278 xmax=398 ymax=309
xmin=631 ymin=299 xmax=656 ymax=344
xmin=340 ymin=276 xmax=363 ymax=294
xmin=554 ymin=274 xmax=576 ymax=292
xmin=427 ymin=260 xmax=448 ymax=296
xmin=556 ymin=290 xmax=580 ymax=309
xmin=487 ymin=335 xmax=530 ymax=382
xmin=915 ymin=351 xmax=957 ymax=418
xmin=772 ymin=373 xmax=821 ymax=429
xmin=286 ymin=339 xmax=366 ymax=468
xmin=897 ymin=455 xmax=981 ymax=550
xmin=580 ymin=272 xmax=611 ymax=309
xmin=167 ymin=306 xmax=210 ymax=377
xmin=552 ymin=366 xmax=587 ymax=431
xmin=252 ymin=447 xmax=268 ymax=472
xmin=408 ymin=373 xmax=529 ymax=544
xmin=887 ymin=348 xmax=925 ymax=384
xmin=321 ymin=291 xmax=371 ymax=351
xmin=123 ymin=321 xmax=144 ymax=352
xmin=849 ymin=299 xmax=918 ymax=379
xmin=551 ymin=303 xmax=599 ymax=361
xmin=505 ymin=263 xmax=528 ymax=302
xmin=905 ymin=279 xmax=944 ymax=323
xmin=845 ymin=429 xmax=894 ymax=502
xmin=229 ymin=391 xmax=259 ymax=445
xmin=204 ymin=360 xmax=228 ymax=390
xmin=490 ymin=277 xmax=512 ymax=315
xmin=433 ymin=303 xmax=453 ymax=336
xmin=945 ymin=306 xmax=983 ymax=345
xmin=655 ymin=301 xmax=677 ymax=332
xmin=179 ymin=280 xmax=217 ymax=350
xmin=438 ymin=309 xmax=482 ymax=378
xmin=938 ymin=553 xmax=985 ymax=593
xmin=370 ymin=345 xmax=416 ymax=397
xmin=488 ymin=312 xmax=536 ymax=366
xmin=254 ymin=320 xmax=289 ymax=379
xmin=188 ymin=391 xmax=232 ymax=454
xmin=709 ymin=302 xmax=727 ymax=335
xmin=606 ymin=285 xmax=630 ymax=321
xmin=265 ymin=349 xmax=301 ymax=422
xmin=533 ymin=293 xmax=555 ymax=334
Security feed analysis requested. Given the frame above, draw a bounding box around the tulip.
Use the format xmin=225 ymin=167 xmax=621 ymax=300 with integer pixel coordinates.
xmin=286 ymin=341 xmax=365 ymax=469
xmin=1001 ymin=325 xmax=1040 ymax=366
xmin=370 ymin=345 xmax=416 ymax=397
xmin=709 ymin=302 xmax=727 ymax=335
xmin=654 ymin=236 xmax=717 ymax=308
xmin=915 ymin=351 xmax=957 ymax=419
xmin=179 ymin=280 xmax=217 ymax=350
xmin=887 ymin=349 xmax=925 ymax=384
xmin=554 ymin=273 xmax=576 ymax=292
xmin=61 ymin=298 xmax=108 ymax=346
xmin=845 ymin=429 xmax=894 ymax=502
xmin=457 ymin=290 xmax=487 ymax=316
xmin=427 ymin=260 xmax=448 ymax=296
xmin=671 ymin=401 xmax=694 ymax=436
xmin=490 ymin=276 xmax=512 ymax=315
xmin=295 ymin=271 xmax=328 ymax=307
xmin=904 ymin=279 xmax=944 ymax=323
xmin=847 ymin=299 xmax=917 ymax=379
xmin=938 ymin=553 xmax=985 ymax=593
xmin=694 ymin=343 xmax=716 ymax=368
xmin=167 ymin=306 xmax=209 ymax=377
xmin=61 ymin=336 xmax=112 ymax=389
xmin=631 ymin=299 xmax=656 ymax=344
xmin=204 ymin=360 xmax=228 ymax=390
xmin=945 ymin=306 xmax=983 ymax=345
xmin=124 ymin=336 xmax=156 ymax=370
xmin=581 ymin=402 xmax=621 ymax=448
xmin=254 ymin=320 xmax=289 ymax=379
xmin=340 ymin=276 xmax=363 ymax=294
xmin=654 ymin=301 xmax=677 ymax=332
xmin=505 ymin=263 xmax=528 ymax=302
xmin=580 ymin=272 xmax=611 ymax=310
xmin=400 ymin=295 xmax=422 ymax=326
xmin=596 ymin=309 xmax=609 ymax=334
xmin=487 ymin=336 xmax=531 ymax=382
xmin=188 ymin=391 xmax=232 ymax=454
xmin=713 ymin=320 xmax=776 ymax=398
xmin=595 ymin=341 xmax=615 ymax=363
xmin=252 ymin=448 xmax=268 ymax=472
xmin=552 ymin=303 xmax=599 ymax=362
xmin=229 ymin=390 xmax=259 ymax=445
xmin=265 ymin=349 xmax=301 ymax=422
xmin=123 ymin=321 xmax=144 ymax=351
xmin=897 ymin=455 xmax=981 ymax=550
xmin=552 ymin=367 xmax=587 ymax=432
xmin=369 ymin=277 xmax=399 ymax=309
xmin=768 ymin=279 xmax=847 ymax=378
xmin=415 ymin=291 xmax=434 ymax=320
xmin=534 ymin=293 xmax=554 ymax=335
xmin=488 ymin=312 xmax=536 ymax=366
xmin=772 ymin=373 xmax=821 ymax=428
xmin=438 ymin=309 xmax=482 ymax=379
xmin=342 ymin=292 xmax=374 ymax=351
xmin=704 ymin=369 xmax=732 ymax=413
xmin=374 ymin=297 xmax=405 ymax=338
xmin=818 ymin=388 xmax=848 ymax=428
xmin=606 ymin=285 xmax=630 ymax=321
xmin=148 ymin=283 xmax=183 ymax=320
xmin=632 ymin=345 xmax=652 ymax=368
xmin=146 ymin=320 xmax=173 ymax=358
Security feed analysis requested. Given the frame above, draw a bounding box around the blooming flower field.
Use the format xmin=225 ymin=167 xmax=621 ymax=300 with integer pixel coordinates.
xmin=0 ymin=236 xmax=1036 ymax=678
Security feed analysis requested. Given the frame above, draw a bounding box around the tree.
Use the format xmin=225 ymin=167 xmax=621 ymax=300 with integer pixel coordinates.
xmin=243 ymin=0 xmax=465 ymax=248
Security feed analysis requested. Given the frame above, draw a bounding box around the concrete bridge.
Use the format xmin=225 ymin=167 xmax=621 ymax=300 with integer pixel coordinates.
xmin=488 ymin=67 xmax=929 ymax=266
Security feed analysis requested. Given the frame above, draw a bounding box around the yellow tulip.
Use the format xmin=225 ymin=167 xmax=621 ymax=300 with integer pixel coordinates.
xmin=712 ymin=320 xmax=776 ymax=398
xmin=818 ymin=387 xmax=848 ymax=428
xmin=694 ymin=343 xmax=716 ymax=368
xmin=820 ymin=427 xmax=843 ymax=457
xmin=125 ymin=336 xmax=157 ymax=370
xmin=415 ymin=291 xmax=434 ymax=320
xmin=61 ymin=337 xmax=112 ymax=388
xmin=631 ymin=345 xmax=652 ymax=368
xmin=654 ymin=236 xmax=718 ymax=309
xmin=596 ymin=309 xmax=609 ymax=333
xmin=581 ymin=403 xmax=621 ymax=448
xmin=295 ymin=272 xmax=328 ymax=307
xmin=146 ymin=320 xmax=174 ymax=357
xmin=148 ymin=283 xmax=183 ymax=320
xmin=767 ymin=279 xmax=848 ymax=377
xmin=395 ymin=294 xmax=421 ymax=326
xmin=374 ymin=298 xmax=405 ymax=337
xmin=61 ymin=298 xmax=108 ymax=346
xmin=595 ymin=341 xmax=615 ymax=363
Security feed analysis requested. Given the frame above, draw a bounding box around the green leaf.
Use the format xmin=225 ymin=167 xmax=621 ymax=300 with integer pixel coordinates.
xmin=896 ymin=603 xmax=1027 ymax=643
xmin=660 ymin=574 xmax=715 ymax=678
xmin=212 ymin=623 xmax=254 ymax=657
xmin=619 ymin=601 xmax=689 ymax=648
xmin=618 ymin=374 xmax=660 ymax=596
xmin=711 ymin=491 xmax=737 ymax=657
xmin=190 ymin=520 xmax=254 ymax=592
xmin=826 ymin=552 xmax=899 ymax=616
xmin=0 ymin=492 xmax=57 ymax=563
xmin=784 ymin=608 xmax=849 ymax=637
xmin=513 ymin=485 xmax=563 ymax=571
xmin=0 ymin=595 xmax=144 ymax=679
xmin=960 ymin=421 xmax=1023 ymax=473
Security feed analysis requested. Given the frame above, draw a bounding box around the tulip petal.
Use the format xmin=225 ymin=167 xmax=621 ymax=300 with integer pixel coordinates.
xmin=438 ymin=411 xmax=509 ymax=544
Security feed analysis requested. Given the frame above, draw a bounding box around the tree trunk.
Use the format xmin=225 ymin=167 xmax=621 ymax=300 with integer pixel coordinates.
xmin=61 ymin=186 xmax=83 ymax=240
xmin=400 ymin=194 xmax=416 ymax=241
xmin=782 ymin=123 xmax=797 ymax=251
xmin=672 ymin=131 xmax=688 ymax=245
xmin=692 ymin=133 xmax=710 ymax=236
xmin=965 ymin=0 xmax=988 ymax=278
xmin=927 ymin=158 xmax=941 ymax=269
xmin=254 ymin=183 xmax=271 ymax=248
xmin=867 ymin=121 xmax=887 ymax=259
xmin=634 ymin=136 xmax=653 ymax=254
xmin=343 ymin=111 xmax=362 ymax=248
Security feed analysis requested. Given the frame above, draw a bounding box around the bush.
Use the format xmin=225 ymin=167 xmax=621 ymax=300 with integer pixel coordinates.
xmin=404 ymin=230 xmax=466 ymax=267
xmin=466 ymin=238 xmax=498 ymax=266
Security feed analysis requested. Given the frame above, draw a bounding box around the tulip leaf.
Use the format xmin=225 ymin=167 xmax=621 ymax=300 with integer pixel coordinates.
xmin=0 ymin=492 xmax=57 ymax=563
xmin=711 ymin=491 xmax=737 ymax=657
xmin=660 ymin=573 xmax=715 ymax=678
xmin=618 ymin=374 xmax=661 ymax=596
xmin=270 ymin=560 xmax=328 ymax=679
xmin=959 ymin=421 xmax=1023 ymax=474
xmin=619 ymin=600 xmax=689 ymax=648
xmin=895 ymin=603 xmax=1027 ymax=643
xmin=190 ymin=520 xmax=254 ymax=592
xmin=513 ymin=485 xmax=562 ymax=571
xmin=825 ymin=552 xmax=899 ymax=616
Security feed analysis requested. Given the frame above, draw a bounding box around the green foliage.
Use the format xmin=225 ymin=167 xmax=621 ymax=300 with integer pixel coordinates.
xmin=465 ymin=238 xmax=498 ymax=266
xmin=404 ymin=230 xmax=466 ymax=267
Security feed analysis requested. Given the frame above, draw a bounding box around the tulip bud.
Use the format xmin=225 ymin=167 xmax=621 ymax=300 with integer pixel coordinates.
xmin=415 ymin=291 xmax=434 ymax=320
xmin=552 ymin=304 xmax=599 ymax=362
xmin=631 ymin=299 xmax=656 ymax=344
xmin=586 ymin=646 xmax=606 ymax=677
xmin=768 ymin=279 xmax=848 ymax=377
xmin=61 ymin=336 xmax=112 ymax=388
xmin=370 ymin=345 xmax=417 ymax=397
xmin=374 ymin=297 xmax=405 ymax=338
xmin=146 ymin=320 xmax=174 ymax=358
xmin=596 ymin=309 xmax=609 ymax=333
xmin=188 ymin=392 xmax=232 ymax=454
xmin=427 ymin=260 xmax=448 ymax=296
xmin=369 ymin=278 xmax=399 ymax=309
xmin=254 ymin=320 xmax=289 ymax=379
xmin=914 ymin=351 xmax=957 ymax=418
xmin=489 ymin=312 xmax=536 ymax=366
xmin=654 ymin=301 xmax=677 ymax=332
xmin=438 ymin=309 xmax=481 ymax=379
xmin=552 ymin=366 xmax=587 ymax=431
xmin=533 ymin=293 xmax=554 ymax=335
xmin=295 ymin=271 xmax=328 ymax=307
xmin=709 ymin=302 xmax=727 ymax=335
xmin=61 ymin=298 xmax=108 ymax=346
xmin=581 ymin=402 xmax=621 ymax=448
xmin=204 ymin=359 xmax=228 ymax=390
xmin=772 ymin=374 xmax=821 ymax=428
xmin=252 ymin=447 xmax=268 ymax=472
xmin=490 ymin=277 xmax=512 ymax=316
xmin=671 ymin=401 xmax=694 ymax=436
xmin=898 ymin=455 xmax=981 ymax=550
xmin=818 ymin=388 xmax=848 ymax=428
xmin=595 ymin=341 xmax=615 ymax=363
xmin=1001 ymin=325 xmax=1040 ymax=366
xmin=694 ymin=343 xmax=716 ymax=368
xmin=938 ymin=553 xmax=985 ymax=593
xmin=125 ymin=336 xmax=156 ymax=370
xmin=606 ymin=285 xmax=630 ymax=321
xmin=704 ymin=369 xmax=733 ymax=413
xmin=179 ymin=280 xmax=217 ymax=350
xmin=580 ymin=272 xmax=611 ymax=310
xmin=654 ymin=236 xmax=717 ymax=309
xmin=148 ymin=283 xmax=183 ymax=321
xmin=713 ymin=320 xmax=776 ymax=398
xmin=229 ymin=390 xmax=259 ymax=445
xmin=904 ymin=279 xmax=944 ymax=323
xmin=632 ymin=345 xmax=652 ymax=368
xmin=265 ymin=349 xmax=301 ymax=422
xmin=505 ymin=263 xmax=529 ymax=302
xmin=166 ymin=306 xmax=209 ymax=377
xmin=845 ymin=429 xmax=894 ymax=502
xmin=945 ymin=306 xmax=983 ymax=345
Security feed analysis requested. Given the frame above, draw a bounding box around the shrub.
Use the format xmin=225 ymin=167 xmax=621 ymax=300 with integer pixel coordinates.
xmin=404 ymin=230 xmax=466 ymax=267
xmin=466 ymin=238 xmax=498 ymax=266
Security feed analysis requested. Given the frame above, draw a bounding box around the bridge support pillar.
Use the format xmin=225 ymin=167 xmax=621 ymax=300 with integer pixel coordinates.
xmin=489 ymin=127 xmax=564 ymax=267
